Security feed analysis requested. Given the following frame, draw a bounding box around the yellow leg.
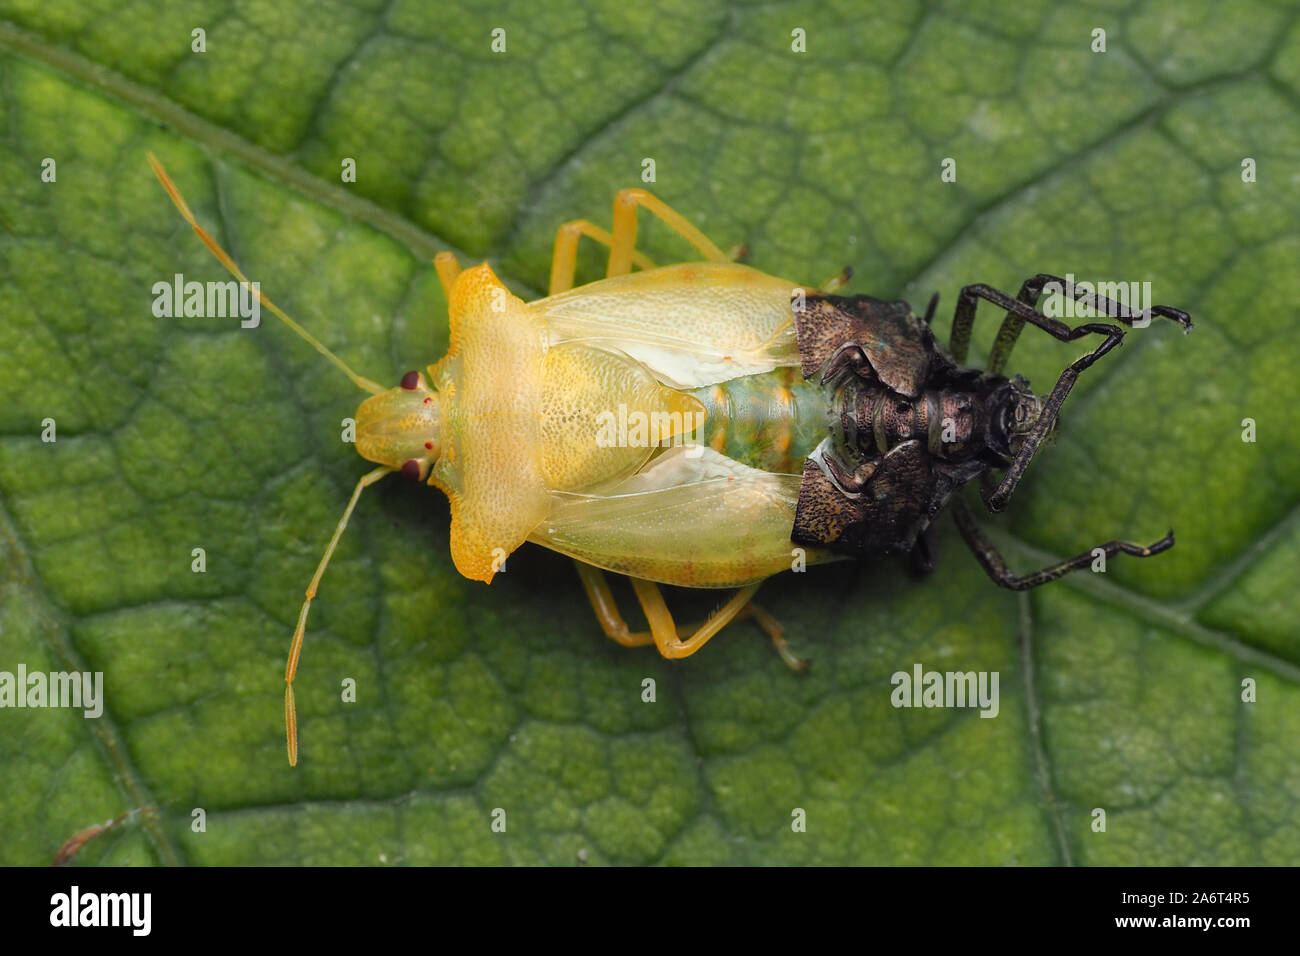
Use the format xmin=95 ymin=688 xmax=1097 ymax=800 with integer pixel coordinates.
xmin=818 ymin=266 xmax=853 ymax=294
xmin=575 ymin=563 xmax=807 ymax=668
xmin=630 ymin=577 xmax=759 ymax=660
xmin=549 ymin=221 xmax=657 ymax=295
xmin=607 ymin=188 xmax=732 ymax=277
xmin=284 ymin=464 xmax=392 ymax=766
xmin=574 ymin=562 xmax=655 ymax=646
xmin=740 ymin=600 xmax=809 ymax=671
xmin=434 ymin=251 xmax=462 ymax=298
xmin=550 ymin=190 xmax=743 ymax=293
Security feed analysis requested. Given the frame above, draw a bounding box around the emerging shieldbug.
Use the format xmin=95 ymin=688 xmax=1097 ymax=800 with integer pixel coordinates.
xmin=147 ymin=155 xmax=1191 ymax=765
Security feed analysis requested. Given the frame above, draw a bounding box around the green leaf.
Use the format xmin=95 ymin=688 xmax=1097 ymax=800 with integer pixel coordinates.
xmin=2 ymin=1 xmax=1297 ymax=866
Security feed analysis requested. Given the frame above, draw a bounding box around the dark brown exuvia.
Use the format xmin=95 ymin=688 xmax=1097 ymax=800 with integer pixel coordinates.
xmin=791 ymin=274 xmax=1192 ymax=590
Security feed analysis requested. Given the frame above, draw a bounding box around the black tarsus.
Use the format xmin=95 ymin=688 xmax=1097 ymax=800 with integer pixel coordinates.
xmin=922 ymin=291 xmax=939 ymax=325
xmin=951 ymin=497 xmax=1174 ymax=591
xmin=950 ymin=276 xmax=1190 ymax=513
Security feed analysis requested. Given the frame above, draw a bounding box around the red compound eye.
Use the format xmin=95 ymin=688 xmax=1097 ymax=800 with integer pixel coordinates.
xmin=400 ymin=459 xmax=421 ymax=481
xmin=400 ymin=370 xmax=420 ymax=390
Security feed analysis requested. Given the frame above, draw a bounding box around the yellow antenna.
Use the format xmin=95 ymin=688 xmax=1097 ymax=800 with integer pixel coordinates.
xmin=283 ymin=463 xmax=392 ymax=766
xmin=147 ymin=152 xmax=383 ymax=395
xmin=149 ymin=152 xmax=396 ymax=765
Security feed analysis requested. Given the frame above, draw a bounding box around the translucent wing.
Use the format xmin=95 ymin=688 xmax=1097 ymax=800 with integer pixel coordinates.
xmin=532 ymin=262 xmax=800 ymax=389
xmin=528 ymin=446 xmax=840 ymax=588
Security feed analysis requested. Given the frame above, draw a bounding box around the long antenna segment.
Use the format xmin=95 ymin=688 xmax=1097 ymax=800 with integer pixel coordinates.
xmin=147 ymin=152 xmax=383 ymax=395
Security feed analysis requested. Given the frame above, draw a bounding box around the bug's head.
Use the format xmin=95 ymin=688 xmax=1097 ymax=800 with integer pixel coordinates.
xmin=986 ymin=375 xmax=1048 ymax=463
xmin=354 ymin=370 xmax=442 ymax=481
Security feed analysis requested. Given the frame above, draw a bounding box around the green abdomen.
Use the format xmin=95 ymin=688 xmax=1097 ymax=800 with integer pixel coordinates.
xmin=687 ymin=367 xmax=828 ymax=474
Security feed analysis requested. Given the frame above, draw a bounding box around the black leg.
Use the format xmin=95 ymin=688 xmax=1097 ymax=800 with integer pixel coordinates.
xmin=951 ymin=498 xmax=1174 ymax=591
xmin=985 ymin=276 xmax=1049 ymax=375
xmin=906 ymin=523 xmax=937 ymax=578
xmin=953 ymin=281 xmax=1189 ymax=512
xmin=949 ymin=275 xmax=1042 ymax=366
xmin=922 ymin=291 xmax=940 ymax=325
xmin=948 ymin=273 xmax=1192 ymax=371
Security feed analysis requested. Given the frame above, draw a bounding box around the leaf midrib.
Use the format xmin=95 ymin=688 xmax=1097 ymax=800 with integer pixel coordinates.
xmin=0 ymin=18 xmax=482 ymax=278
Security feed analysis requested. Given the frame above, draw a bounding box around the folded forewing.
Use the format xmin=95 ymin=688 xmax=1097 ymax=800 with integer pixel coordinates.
xmin=528 ymin=447 xmax=837 ymax=588
xmin=532 ymin=262 xmax=801 ymax=389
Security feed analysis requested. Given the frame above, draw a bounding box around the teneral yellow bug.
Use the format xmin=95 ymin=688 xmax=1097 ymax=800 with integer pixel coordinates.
xmin=148 ymin=154 xmax=1189 ymax=766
